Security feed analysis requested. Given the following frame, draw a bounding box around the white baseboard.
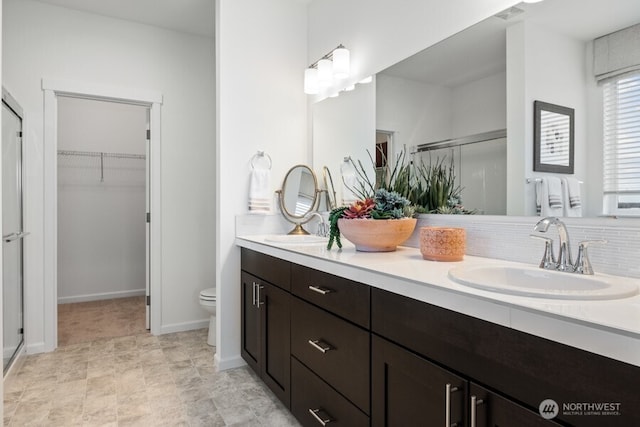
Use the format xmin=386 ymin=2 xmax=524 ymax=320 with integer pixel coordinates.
xmin=215 ymin=353 xmax=247 ymax=371
xmin=58 ymin=289 xmax=145 ymax=304
xmin=159 ymin=319 xmax=210 ymax=335
xmin=26 ymin=341 xmax=48 ymax=354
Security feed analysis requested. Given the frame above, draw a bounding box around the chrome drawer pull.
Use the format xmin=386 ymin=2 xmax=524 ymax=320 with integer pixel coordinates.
xmin=308 ymin=285 xmax=333 ymax=295
xmin=308 ymin=339 xmax=333 ymax=354
xmin=252 ymin=282 xmax=257 ymax=306
xmin=445 ymin=383 xmax=459 ymax=427
xmin=470 ymin=395 xmax=484 ymax=427
xmin=308 ymin=408 xmax=333 ymax=426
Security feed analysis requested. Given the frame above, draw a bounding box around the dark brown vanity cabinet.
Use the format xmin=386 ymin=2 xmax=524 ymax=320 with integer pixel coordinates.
xmin=240 ymin=248 xmax=640 ymax=427
xmin=469 ymin=383 xmax=562 ymax=427
xmin=372 ymin=288 xmax=638 ymax=427
xmin=290 ymin=264 xmax=371 ymax=425
xmin=371 ymin=334 xmax=561 ymax=427
xmin=372 ymin=335 xmax=466 ymax=427
xmin=240 ymin=249 xmax=291 ymax=407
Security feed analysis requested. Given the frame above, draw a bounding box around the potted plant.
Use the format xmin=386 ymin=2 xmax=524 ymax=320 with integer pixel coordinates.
xmin=327 ymin=188 xmax=416 ymax=251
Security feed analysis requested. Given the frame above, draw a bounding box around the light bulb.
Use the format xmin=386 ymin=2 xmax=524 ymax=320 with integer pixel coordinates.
xmin=332 ymin=46 xmax=350 ymax=79
xmin=345 ymin=84 xmax=356 ymax=91
xmin=304 ymin=68 xmax=319 ymax=95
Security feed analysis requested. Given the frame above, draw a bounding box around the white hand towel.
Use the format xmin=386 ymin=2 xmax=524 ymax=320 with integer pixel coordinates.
xmin=341 ymin=170 xmax=358 ymax=206
xmin=547 ymin=176 xmax=563 ymax=212
xmin=562 ymin=177 xmax=582 ymax=217
xmin=536 ymin=177 xmax=563 ymax=216
xmin=248 ymin=168 xmax=272 ymax=214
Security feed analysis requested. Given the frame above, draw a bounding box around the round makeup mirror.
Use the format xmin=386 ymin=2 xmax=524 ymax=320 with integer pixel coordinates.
xmin=276 ymin=165 xmax=320 ymax=234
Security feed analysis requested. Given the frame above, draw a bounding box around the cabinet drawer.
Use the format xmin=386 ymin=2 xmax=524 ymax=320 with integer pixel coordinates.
xmin=291 ymin=263 xmax=369 ymax=328
xmin=291 ymin=357 xmax=368 ymax=427
xmin=291 ymin=297 xmax=370 ymax=414
xmin=241 ymin=248 xmax=290 ymax=291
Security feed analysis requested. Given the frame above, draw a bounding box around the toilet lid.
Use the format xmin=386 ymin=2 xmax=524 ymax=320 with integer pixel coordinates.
xmin=200 ymin=287 xmax=216 ymax=300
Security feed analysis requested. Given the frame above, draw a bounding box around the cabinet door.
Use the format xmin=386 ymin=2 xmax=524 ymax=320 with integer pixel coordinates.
xmin=372 ymin=335 xmax=466 ymax=427
xmin=470 ymin=383 xmax=562 ymax=427
xmin=241 ymin=271 xmax=261 ymax=374
xmin=260 ymin=282 xmax=291 ymax=407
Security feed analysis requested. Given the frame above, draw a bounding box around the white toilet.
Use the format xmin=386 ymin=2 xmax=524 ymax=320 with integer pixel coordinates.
xmin=199 ymin=287 xmax=216 ymax=346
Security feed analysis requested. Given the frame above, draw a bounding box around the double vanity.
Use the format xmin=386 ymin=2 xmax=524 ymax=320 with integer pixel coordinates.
xmin=236 ymin=232 xmax=640 ymax=427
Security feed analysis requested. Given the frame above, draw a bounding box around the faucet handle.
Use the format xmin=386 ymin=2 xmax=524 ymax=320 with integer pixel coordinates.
xmin=316 ymin=221 xmax=330 ymax=238
xmin=529 ymin=234 xmax=556 ymax=269
xmin=574 ymin=239 xmax=607 ymax=275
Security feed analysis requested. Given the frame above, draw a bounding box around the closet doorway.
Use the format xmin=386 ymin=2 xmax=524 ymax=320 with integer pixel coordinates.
xmin=56 ymin=96 xmax=150 ymax=346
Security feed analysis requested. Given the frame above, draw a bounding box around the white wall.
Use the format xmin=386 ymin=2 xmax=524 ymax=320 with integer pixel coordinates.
xmin=313 ymin=81 xmax=375 ymax=203
xmin=216 ymin=0 xmax=308 ymax=370
xmin=376 ymin=74 xmax=451 ymax=151
xmin=0 ymin=0 xmax=4 ymax=414
xmin=3 ymin=0 xmax=216 ymax=350
xmin=57 ymin=97 xmax=147 ymax=154
xmin=507 ymin=20 xmax=588 ymax=215
xmin=451 ymin=71 xmax=506 ymax=138
xmin=57 ymin=97 xmax=146 ymax=303
xmin=308 ymin=0 xmax=518 ymax=90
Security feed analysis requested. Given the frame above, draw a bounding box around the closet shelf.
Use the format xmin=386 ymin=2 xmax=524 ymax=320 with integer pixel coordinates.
xmin=57 ymin=150 xmax=145 ymax=160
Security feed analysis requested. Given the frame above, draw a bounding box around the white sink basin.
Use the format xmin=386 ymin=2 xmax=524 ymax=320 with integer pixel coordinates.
xmin=264 ymin=234 xmax=327 ymax=244
xmin=448 ymin=265 xmax=639 ymax=300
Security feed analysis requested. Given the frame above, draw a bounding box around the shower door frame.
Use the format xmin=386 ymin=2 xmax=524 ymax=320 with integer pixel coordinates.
xmin=42 ymin=79 xmax=163 ymax=351
xmin=2 ymin=88 xmax=26 ymax=373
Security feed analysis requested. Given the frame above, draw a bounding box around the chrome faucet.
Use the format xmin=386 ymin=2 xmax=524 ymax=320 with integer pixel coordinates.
xmin=533 ymin=217 xmax=573 ymax=271
xmin=530 ymin=217 xmax=606 ymax=275
xmin=306 ymin=212 xmax=329 ymax=238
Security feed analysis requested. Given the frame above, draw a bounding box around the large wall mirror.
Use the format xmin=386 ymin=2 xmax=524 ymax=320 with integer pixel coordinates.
xmin=312 ymin=0 xmax=640 ymax=218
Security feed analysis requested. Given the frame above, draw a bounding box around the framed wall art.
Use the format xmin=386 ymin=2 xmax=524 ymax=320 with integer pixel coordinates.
xmin=534 ymin=100 xmax=574 ymax=174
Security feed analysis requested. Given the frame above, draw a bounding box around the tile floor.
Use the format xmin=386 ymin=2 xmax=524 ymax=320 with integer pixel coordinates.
xmin=58 ymin=297 xmax=147 ymax=346
xmin=4 ymin=329 xmax=301 ymax=426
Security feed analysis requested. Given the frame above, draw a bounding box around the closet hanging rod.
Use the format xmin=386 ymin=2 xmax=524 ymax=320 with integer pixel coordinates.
xmin=57 ymin=149 xmax=145 ymax=160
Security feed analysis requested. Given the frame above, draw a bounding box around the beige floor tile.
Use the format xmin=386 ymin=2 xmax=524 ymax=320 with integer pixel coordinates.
xmin=4 ymin=314 xmax=300 ymax=427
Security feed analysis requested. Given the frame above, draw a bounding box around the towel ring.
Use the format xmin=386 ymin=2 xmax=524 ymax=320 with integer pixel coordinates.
xmin=251 ymin=151 xmax=272 ymax=170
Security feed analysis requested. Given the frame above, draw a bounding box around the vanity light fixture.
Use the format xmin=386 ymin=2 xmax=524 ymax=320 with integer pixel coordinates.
xmin=304 ymin=44 xmax=351 ymax=95
xmin=345 ymin=84 xmax=356 ymax=91
xmin=359 ymin=76 xmax=373 ymax=84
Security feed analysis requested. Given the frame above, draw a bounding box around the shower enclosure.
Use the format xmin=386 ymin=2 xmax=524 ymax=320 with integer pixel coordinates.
xmin=2 ymin=88 xmax=26 ymax=374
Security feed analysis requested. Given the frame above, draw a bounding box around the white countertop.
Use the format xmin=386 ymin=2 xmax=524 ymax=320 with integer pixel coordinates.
xmin=236 ymin=235 xmax=640 ymax=367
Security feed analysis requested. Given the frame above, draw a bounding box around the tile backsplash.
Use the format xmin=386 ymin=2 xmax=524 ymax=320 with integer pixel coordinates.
xmin=236 ymin=214 xmax=640 ymax=279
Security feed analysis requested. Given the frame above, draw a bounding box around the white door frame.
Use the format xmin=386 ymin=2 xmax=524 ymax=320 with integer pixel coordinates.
xmin=42 ymin=79 xmax=163 ymax=350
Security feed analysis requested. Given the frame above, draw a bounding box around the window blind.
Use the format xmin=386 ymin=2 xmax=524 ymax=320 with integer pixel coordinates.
xmin=594 ymin=23 xmax=640 ymax=83
xmin=603 ymin=71 xmax=640 ymax=210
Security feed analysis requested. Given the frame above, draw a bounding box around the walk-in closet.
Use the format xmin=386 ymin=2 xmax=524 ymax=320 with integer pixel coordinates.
xmin=56 ymin=96 xmax=149 ymax=346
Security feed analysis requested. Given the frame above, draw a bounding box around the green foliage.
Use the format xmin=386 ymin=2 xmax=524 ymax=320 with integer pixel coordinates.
xmin=327 ymin=206 xmax=348 ymax=250
xmin=371 ymin=189 xmax=411 ymax=219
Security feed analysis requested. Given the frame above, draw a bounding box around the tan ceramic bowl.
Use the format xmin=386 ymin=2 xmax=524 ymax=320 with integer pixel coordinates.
xmin=420 ymin=226 xmax=466 ymax=261
xmin=338 ymin=218 xmax=417 ymax=252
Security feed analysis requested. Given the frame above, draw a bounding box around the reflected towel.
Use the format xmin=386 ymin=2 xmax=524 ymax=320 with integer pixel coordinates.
xmin=249 ymin=168 xmax=272 ymax=214
xmin=536 ymin=177 xmax=563 ymax=216
xmin=562 ymin=177 xmax=582 ymax=217
xmin=547 ymin=176 xmax=563 ymax=210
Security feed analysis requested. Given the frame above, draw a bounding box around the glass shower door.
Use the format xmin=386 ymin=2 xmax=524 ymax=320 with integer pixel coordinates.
xmin=2 ymin=90 xmax=25 ymax=373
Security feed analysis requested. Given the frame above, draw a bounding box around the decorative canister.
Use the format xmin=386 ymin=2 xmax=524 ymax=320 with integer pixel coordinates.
xmin=419 ymin=227 xmax=466 ymax=261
